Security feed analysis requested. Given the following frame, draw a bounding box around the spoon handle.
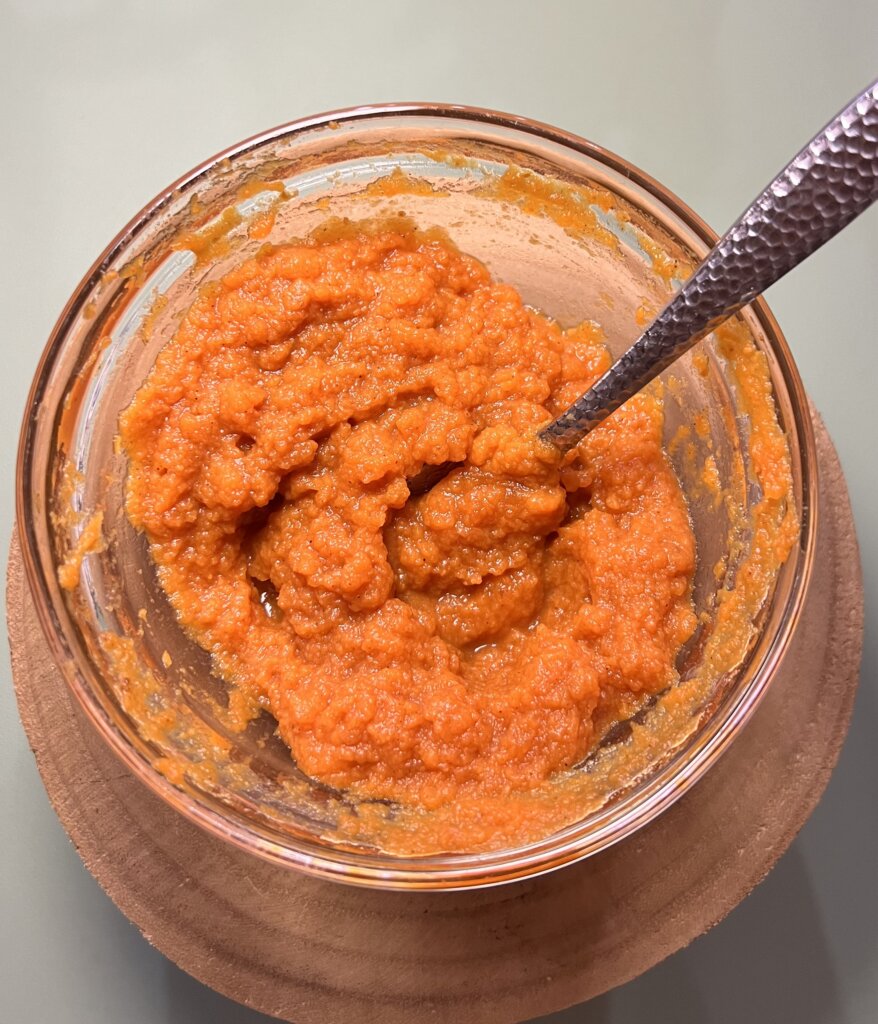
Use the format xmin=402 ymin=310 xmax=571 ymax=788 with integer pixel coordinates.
xmin=542 ymin=77 xmax=878 ymax=452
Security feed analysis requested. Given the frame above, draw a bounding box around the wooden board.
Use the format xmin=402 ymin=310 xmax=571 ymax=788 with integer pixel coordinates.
xmin=7 ymin=412 xmax=863 ymax=1024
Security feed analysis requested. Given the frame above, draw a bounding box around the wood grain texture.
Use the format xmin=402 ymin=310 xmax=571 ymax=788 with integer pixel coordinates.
xmin=7 ymin=412 xmax=863 ymax=1024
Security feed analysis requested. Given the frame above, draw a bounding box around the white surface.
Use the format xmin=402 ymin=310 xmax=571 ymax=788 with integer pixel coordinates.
xmin=1 ymin=2 xmax=876 ymax=1021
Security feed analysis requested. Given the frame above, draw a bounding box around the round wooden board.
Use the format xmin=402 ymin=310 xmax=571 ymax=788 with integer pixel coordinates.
xmin=7 ymin=411 xmax=864 ymax=1024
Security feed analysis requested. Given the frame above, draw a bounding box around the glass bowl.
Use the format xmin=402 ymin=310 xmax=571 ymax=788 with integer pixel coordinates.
xmin=17 ymin=104 xmax=817 ymax=890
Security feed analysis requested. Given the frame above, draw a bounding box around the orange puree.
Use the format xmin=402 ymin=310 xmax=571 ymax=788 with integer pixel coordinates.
xmin=120 ymin=224 xmax=697 ymax=830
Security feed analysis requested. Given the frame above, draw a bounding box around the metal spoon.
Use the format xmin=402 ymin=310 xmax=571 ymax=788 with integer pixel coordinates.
xmin=541 ymin=75 xmax=878 ymax=452
xmin=408 ymin=76 xmax=878 ymax=496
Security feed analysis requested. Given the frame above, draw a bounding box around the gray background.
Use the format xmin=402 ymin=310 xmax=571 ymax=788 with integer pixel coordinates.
xmin=1 ymin=1 xmax=875 ymax=1021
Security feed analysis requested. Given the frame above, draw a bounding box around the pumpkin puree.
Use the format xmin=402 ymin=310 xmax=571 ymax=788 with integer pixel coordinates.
xmin=121 ymin=224 xmax=697 ymax=822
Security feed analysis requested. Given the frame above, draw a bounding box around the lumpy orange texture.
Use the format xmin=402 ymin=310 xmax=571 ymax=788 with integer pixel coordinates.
xmin=121 ymin=226 xmax=696 ymax=826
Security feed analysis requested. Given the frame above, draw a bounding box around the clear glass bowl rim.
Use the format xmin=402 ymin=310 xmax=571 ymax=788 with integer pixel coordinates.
xmin=16 ymin=102 xmax=818 ymax=890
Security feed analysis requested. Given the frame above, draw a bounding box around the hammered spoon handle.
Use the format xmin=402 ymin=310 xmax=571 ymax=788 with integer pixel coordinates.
xmin=542 ymin=76 xmax=878 ymax=452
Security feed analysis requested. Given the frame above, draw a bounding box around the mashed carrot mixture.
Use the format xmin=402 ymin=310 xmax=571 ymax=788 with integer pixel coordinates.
xmin=121 ymin=224 xmax=697 ymax=822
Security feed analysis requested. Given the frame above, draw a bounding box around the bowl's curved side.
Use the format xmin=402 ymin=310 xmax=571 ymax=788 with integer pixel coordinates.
xmin=16 ymin=104 xmax=817 ymax=889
